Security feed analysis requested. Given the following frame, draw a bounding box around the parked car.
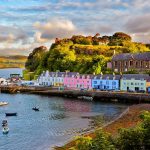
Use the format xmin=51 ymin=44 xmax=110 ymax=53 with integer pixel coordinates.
xmin=137 ymin=90 xmax=145 ymax=93
xmin=128 ymin=89 xmax=135 ymax=93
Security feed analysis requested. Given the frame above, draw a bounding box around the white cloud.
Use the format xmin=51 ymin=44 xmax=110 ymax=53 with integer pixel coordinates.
xmin=0 ymin=25 xmax=28 ymax=43
xmin=33 ymin=18 xmax=77 ymax=43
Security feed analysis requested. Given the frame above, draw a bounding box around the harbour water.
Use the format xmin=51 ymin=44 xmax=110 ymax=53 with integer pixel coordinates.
xmin=0 ymin=68 xmax=23 ymax=78
xmin=0 ymin=68 xmax=128 ymax=150
xmin=0 ymin=93 xmax=128 ymax=150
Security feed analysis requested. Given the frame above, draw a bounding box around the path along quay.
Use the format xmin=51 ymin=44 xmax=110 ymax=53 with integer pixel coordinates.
xmin=0 ymin=85 xmax=150 ymax=103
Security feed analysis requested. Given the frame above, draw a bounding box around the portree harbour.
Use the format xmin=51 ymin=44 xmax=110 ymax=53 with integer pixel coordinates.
xmin=0 ymin=93 xmax=128 ymax=150
xmin=0 ymin=85 xmax=150 ymax=103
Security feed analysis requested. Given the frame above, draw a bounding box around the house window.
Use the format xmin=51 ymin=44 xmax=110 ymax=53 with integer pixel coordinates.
xmin=136 ymin=61 xmax=138 ymax=67
xmin=125 ymin=61 xmax=127 ymax=66
xmin=100 ymin=81 xmax=102 ymax=85
xmin=141 ymin=83 xmax=144 ymax=85
xmin=106 ymin=81 xmax=109 ymax=85
xmin=131 ymin=82 xmax=134 ymax=85
xmin=130 ymin=61 xmax=133 ymax=66
xmin=112 ymin=81 xmax=116 ymax=85
xmin=112 ymin=86 xmax=116 ymax=89
xmin=141 ymin=61 xmax=143 ymax=67
xmin=94 ymin=81 xmax=97 ymax=84
xmin=114 ymin=61 xmax=117 ymax=67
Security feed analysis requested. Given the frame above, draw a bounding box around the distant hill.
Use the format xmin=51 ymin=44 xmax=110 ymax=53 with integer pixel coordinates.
xmin=0 ymin=55 xmax=27 ymax=69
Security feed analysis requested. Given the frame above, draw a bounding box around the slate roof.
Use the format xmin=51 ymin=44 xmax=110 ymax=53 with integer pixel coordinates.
xmin=121 ymin=74 xmax=150 ymax=80
xmin=93 ymin=74 xmax=121 ymax=80
xmin=112 ymin=52 xmax=150 ymax=61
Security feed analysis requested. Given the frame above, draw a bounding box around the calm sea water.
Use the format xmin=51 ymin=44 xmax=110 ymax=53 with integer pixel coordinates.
xmin=0 ymin=93 xmax=127 ymax=150
xmin=0 ymin=68 xmax=128 ymax=150
xmin=0 ymin=68 xmax=23 ymax=78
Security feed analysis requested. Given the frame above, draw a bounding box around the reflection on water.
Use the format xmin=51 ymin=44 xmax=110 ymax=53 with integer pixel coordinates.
xmin=0 ymin=94 xmax=128 ymax=150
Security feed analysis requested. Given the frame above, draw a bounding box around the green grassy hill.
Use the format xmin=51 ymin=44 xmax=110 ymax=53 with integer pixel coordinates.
xmin=24 ymin=32 xmax=150 ymax=78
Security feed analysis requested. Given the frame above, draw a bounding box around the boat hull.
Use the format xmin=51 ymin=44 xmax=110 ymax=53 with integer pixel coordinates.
xmin=5 ymin=113 xmax=17 ymax=116
xmin=2 ymin=127 xmax=9 ymax=134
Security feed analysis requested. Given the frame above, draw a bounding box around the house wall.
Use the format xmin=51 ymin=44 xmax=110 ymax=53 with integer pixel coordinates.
xmin=120 ymin=79 xmax=146 ymax=91
xmin=112 ymin=60 xmax=150 ymax=73
xmin=146 ymin=81 xmax=150 ymax=88
xmin=64 ymin=77 xmax=92 ymax=89
xmin=53 ymin=77 xmax=64 ymax=86
xmin=92 ymin=79 xmax=119 ymax=90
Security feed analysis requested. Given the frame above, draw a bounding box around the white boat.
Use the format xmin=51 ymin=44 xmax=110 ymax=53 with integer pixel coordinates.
xmin=78 ymin=96 xmax=93 ymax=101
xmin=0 ymin=102 xmax=8 ymax=106
xmin=2 ymin=127 xmax=9 ymax=134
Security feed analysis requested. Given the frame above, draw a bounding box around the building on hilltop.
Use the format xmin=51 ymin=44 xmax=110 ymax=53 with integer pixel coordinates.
xmin=111 ymin=52 xmax=150 ymax=73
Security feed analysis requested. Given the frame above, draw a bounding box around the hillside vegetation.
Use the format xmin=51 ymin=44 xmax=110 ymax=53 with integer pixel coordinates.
xmin=25 ymin=32 xmax=150 ymax=79
xmin=0 ymin=55 xmax=27 ymax=69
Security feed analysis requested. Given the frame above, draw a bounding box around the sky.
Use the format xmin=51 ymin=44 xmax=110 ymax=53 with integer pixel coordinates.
xmin=0 ymin=0 xmax=150 ymax=56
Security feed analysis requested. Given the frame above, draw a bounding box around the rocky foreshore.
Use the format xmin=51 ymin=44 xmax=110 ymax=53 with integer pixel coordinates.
xmin=54 ymin=104 xmax=150 ymax=150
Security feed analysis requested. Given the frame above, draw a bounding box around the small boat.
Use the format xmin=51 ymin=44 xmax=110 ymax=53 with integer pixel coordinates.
xmin=32 ymin=107 xmax=39 ymax=111
xmin=2 ymin=120 xmax=8 ymax=127
xmin=77 ymin=96 xmax=93 ymax=101
xmin=2 ymin=120 xmax=9 ymax=134
xmin=2 ymin=127 xmax=9 ymax=134
xmin=0 ymin=102 xmax=8 ymax=106
xmin=5 ymin=113 xmax=17 ymax=116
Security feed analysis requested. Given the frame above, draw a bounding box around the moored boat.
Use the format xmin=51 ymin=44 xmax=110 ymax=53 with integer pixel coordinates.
xmin=0 ymin=102 xmax=8 ymax=106
xmin=2 ymin=120 xmax=8 ymax=127
xmin=2 ymin=127 xmax=9 ymax=134
xmin=2 ymin=120 xmax=9 ymax=134
xmin=5 ymin=113 xmax=17 ymax=116
xmin=77 ymin=96 xmax=93 ymax=101
xmin=32 ymin=107 xmax=39 ymax=111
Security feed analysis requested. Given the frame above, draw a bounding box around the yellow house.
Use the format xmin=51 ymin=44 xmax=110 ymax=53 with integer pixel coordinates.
xmin=146 ymin=78 xmax=150 ymax=89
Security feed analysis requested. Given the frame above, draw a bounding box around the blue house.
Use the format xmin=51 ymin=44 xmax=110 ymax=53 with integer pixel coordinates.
xmin=92 ymin=74 xmax=121 ymax=90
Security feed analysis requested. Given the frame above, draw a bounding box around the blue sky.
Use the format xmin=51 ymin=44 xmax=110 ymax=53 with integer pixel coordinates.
xmin=0 ymin=0 xmax=150 ymax=55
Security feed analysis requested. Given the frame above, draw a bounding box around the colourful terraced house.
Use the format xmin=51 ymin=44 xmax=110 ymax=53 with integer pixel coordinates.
xmin=120 ymin=74 xmax=150 ymax=92
xmin=64 ymin=73 xmax=93 ymax=89
xmin=38 ymin=71 xmax=66 ymax=86
xmin=92 ymin=74 xmax=121 ymax=90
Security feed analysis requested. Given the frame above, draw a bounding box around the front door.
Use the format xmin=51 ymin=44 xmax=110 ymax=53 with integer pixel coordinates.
xmin=135 ymin=87 xmax=139 ymax=91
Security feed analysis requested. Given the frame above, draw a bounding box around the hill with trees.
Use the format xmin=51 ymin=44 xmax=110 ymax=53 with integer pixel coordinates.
xmin=24 ymin=32 xmax=150 ymax=80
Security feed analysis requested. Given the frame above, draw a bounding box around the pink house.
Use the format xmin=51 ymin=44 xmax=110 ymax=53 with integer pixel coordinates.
xmin=64 ymin=72 xmax=93 ymax=89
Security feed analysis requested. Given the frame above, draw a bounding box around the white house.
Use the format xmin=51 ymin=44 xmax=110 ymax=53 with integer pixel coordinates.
xmin=37 ymin=71 xmax=66 ymax=86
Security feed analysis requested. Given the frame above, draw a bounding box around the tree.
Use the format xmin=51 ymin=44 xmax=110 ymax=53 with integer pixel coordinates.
xmin=25 ymin=46 xmax=47 ymax=71
xmin=72 ymin=130 xmax=115 ymax=150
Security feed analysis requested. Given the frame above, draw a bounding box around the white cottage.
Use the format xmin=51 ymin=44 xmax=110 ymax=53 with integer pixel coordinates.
xmin=38 ymin=71 xmax=66 ymax=86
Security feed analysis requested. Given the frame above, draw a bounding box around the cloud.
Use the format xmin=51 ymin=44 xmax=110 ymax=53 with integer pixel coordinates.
xmin=125 ymin=14 xmax=150 ymax=33
xmin=33 ymin=18 xmax=77 ymax=42
xmin=0 ymin=25 xmax=28 ymax=43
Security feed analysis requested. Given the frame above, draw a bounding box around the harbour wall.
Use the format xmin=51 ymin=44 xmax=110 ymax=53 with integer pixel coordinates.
xmin=0 ymin=86 xmax=150 ymax=103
